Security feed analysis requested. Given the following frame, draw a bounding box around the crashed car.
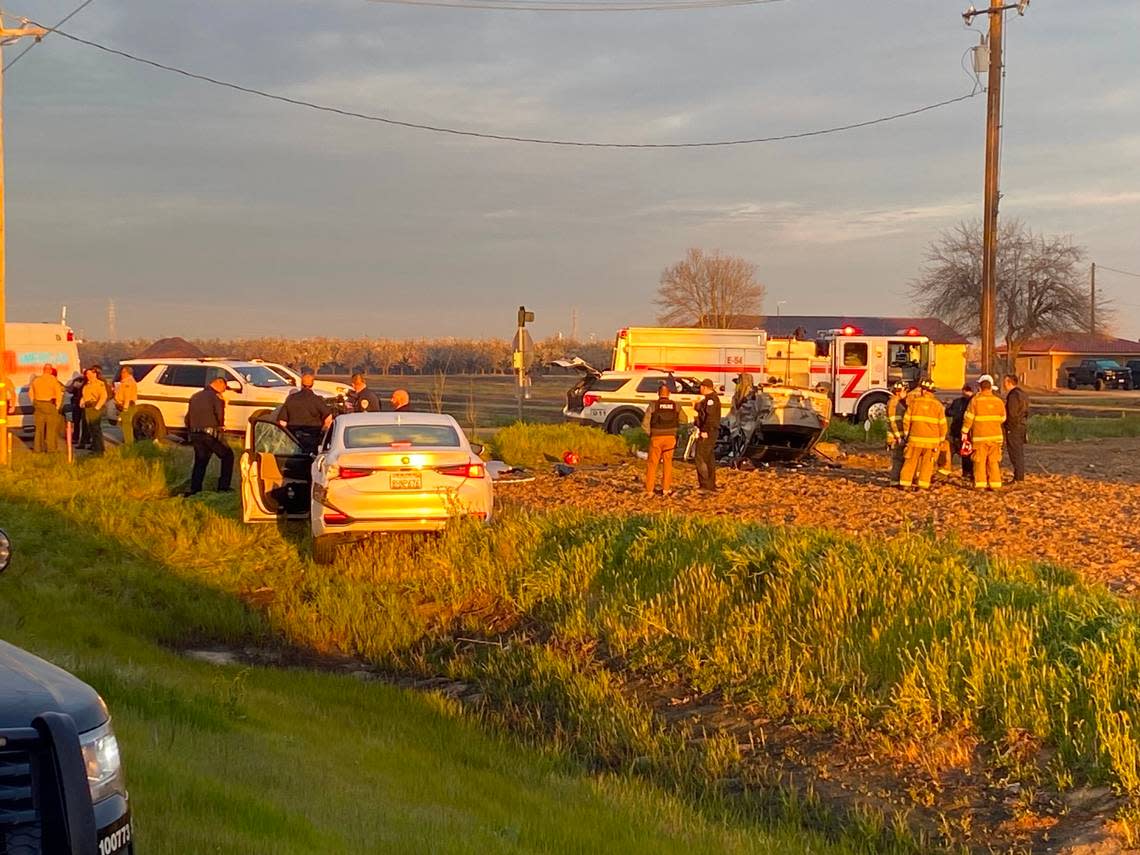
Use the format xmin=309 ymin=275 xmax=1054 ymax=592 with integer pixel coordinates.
xmin=713 ymin=373 xmax=832 ymax=465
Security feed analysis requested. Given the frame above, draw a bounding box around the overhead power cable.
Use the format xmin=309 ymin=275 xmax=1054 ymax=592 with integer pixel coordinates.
xmin=30 ymin=22 xmax=980 ymax=149
xmin=3 ymin=0 xmax=95 ymax=71
xmin=1099 ymin=265 xmax=1140 ymax=280
xmin=366 ymin=0 xmax=783 ymax=11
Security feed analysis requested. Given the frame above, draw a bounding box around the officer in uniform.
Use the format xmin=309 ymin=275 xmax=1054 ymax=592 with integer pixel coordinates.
xmin=276 ymin=373 xmax=333 ymax=453
xmin=80 ymin=366 xmax=108 ymax=456
xmin=185 ymin=377 xmax=233 ymax=495
xmin=346 ymin=373 xmax=382 ymax=414
xmin=114 ymin=366 xmax=139 ymax=446
xmin=641 ymin=382 xmax=685 ymax=496
xmin=693 ymin=378 xmax=721 ymax=491
xmin=1001 ymin=374 xmax=1029 ymax=483
xmin=962 ymin=374 xmax=1007 ymax=491
xmin=885 ymin=380 xmax=908 ymax=486
xmin=29 ymin=363 xmax=62 ymax=453
xmin=945 ymin=383 xmax=975 ymax=481
xmin=390 ymin=389 xmax=411 ymax=412
xmin=898 ymin=378 xmax=946 ymax=490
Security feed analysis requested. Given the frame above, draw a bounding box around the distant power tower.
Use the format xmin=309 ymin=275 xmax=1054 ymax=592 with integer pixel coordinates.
xmin=571 ymin=307 xmax=579 ymax=341
xmin=107 ymin=298 xmax=117 ymax=341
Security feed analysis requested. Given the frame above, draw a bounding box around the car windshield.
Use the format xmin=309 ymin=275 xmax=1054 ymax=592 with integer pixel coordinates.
xmin=1096 ymin=360 xmax=1123 ymax=369
xmin=263 ymin=364 xmax=297 ymax=382
xmin=234 ymin=365 xmax=292 ymax=388
xmin=343 ymin=424 xmax=461 ymax=449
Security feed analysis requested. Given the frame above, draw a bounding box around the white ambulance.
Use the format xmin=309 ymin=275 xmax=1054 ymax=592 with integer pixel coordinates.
xmin=3 ymin=322 xmax=82 ymax=432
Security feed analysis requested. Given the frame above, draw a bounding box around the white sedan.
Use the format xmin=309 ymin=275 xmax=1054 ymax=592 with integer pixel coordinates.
xmin=240 ymin=411 xmax=492 ymax=564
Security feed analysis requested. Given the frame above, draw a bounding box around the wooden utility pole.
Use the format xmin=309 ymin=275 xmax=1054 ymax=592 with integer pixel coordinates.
xmin=1090 ymin=262 xmax=1096 ymax=335
xmin=979 ymin=4 xmax=1004 ymax=377
xmin=0 ymin=15 xmax=47 ymax=465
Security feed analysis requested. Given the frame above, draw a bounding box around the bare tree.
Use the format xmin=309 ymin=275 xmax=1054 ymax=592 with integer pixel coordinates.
xmin=911 ymin=219 xmax=1109 ymax=365
xmin=656 ymin=248 xmax=764 ymax=328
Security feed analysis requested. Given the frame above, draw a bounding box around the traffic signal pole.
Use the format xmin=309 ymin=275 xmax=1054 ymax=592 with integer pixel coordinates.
xmin=0 ymin=16 xmax=47 ymax=466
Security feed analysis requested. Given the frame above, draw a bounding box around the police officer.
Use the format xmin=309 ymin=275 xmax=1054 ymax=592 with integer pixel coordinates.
xmin=693 ymin=378 xmax=721 ymax=491
xmin=114 ymin=366 xmax=139 ymax=446
xmin=346 ymin=373 xmax=382 ymax=413
xmin=898 ymin=378 xmax=946 ymax=490
xmin=185 ymin=377 xmax=233 ymax=495
xmin=885 ymin=380 xmax=908 ymax=486
xmin=945 ymin=383 xmax=975 ymax=481
xmin=642 ymin=382 xmax=685 ymax=496
xmin=1002 ymin=374 xmax=1029 ymax=483
xmin=277 ymin=373 xmax=333 ymax=453
xmin=963 ymin=374 xmax=1007 ymax=491
xmin=80 ymin=366 xmax=108 ymax=457
xmin=29 ymin=363 xmax=62 ymax=453
xmin=390 ymin=389 xmax=411 ymax=412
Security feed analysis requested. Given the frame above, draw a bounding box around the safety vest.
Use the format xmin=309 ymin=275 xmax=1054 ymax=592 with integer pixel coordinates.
xmin=902 ymin=391 xmax=946 ymax=449
xmin=963 ymin=388 xmax=1006 ymax=443
xmin=886 ymin=394 xmax=906 ymax=440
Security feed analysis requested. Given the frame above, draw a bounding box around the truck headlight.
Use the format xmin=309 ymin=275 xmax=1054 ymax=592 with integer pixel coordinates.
xmin=80 ymin=721 xmax=125 ymax=803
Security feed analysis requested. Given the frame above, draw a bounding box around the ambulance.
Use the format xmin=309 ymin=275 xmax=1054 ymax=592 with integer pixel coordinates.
xmin=3 ymin=322 xmax=82 ymax=432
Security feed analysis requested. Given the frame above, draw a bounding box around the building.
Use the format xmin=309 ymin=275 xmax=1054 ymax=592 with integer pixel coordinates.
xmin=727 ymin=315 xmax=970 ymax=390
xmin=999 ymin=334 xmax=1140 ymax=389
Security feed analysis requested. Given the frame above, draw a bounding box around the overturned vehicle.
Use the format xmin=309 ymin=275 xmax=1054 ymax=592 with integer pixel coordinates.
xmin=713 ymin=373 xmax=832 ymax=465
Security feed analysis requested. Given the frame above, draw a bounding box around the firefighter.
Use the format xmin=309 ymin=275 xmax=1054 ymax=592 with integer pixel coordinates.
xmin=962 ymin=374 xmax=1007 ymax=491
xmin=693 ymin=379 xmax=721 ymax=491
xmin=885 ymin=380 xmax=908 ymax=486
xmin=642 ymin=382 xmax=685 ymax=496
xmin=1002 ymin=374 xmax=1029 ymax=483
xmin=898 ymin=378 xmax=946 ymax=490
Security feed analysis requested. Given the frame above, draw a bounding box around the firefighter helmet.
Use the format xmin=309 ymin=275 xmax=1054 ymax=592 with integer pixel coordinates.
xmin=919 ymin=378 xmax=936 ymax=392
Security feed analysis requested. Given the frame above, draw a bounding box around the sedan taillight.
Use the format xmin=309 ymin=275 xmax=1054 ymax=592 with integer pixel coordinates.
xmin=438 ymin=463 xmax=485 ymax=478
xmin=330 ymin=466 xmax=371 ymax=480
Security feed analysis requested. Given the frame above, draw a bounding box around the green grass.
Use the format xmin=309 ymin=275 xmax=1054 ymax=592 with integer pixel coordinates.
xmin=12 ymin=443 xmax=1140 ymax=846
xmin=489 ymin=422 xmax=631 ymax=467
xmin=0 ymin=447 xmax=855 ymax=854
xmin=1028 ymin=414 xmax=1140 ymax=443
xmin=820 ymin=418 xmax=887 ymax=444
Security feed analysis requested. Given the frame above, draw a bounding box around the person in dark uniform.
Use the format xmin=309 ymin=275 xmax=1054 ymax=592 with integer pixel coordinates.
xmin=346 ymin=373 xmax=382 ymax=413
xmin=945 ymin=383 xmax=975 ymax=481
xmin=1002 ymin=374 xmax=1029 ymax=483
xmin=390 ymin=389 xmax=411 ymax=412
xmin=693 ymin=378 xmax=721 ymax=491
xmin=277 ymin=373 xmax=333 ymax=453
xmin=68 ymin=375 xmax=89 ymax=448
xmin=184 ymin=377 xmax=233 ymax=496
xmin=641 ymin=383 xmax=686 ymax=496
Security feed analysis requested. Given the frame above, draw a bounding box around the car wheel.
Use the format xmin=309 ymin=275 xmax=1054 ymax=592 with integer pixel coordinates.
xmin=855 ymin=393 xmax=890 ymax=425
xmin=312 ymin=535 xmax=337 ymax=566
xmin=1095 ymin=379 xmax=1106 ymax=392
xmin=606 ymin=410 xmax=643 ymax=435
xmin=1067 ymin=376 xmax=1078 ymax=390
xmin=132 ymin=405 xmax=166 ymax=441
xmin=1126 ymin=379 xmax=1135 ymax=391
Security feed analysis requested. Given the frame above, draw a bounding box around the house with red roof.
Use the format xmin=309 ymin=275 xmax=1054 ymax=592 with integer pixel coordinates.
xmin=998 ymin=334 xmax=1140 ymax=389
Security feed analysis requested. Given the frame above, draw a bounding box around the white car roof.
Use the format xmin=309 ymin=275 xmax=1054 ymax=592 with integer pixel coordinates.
xmin=336 ymin=412 xmax=460 ymax=427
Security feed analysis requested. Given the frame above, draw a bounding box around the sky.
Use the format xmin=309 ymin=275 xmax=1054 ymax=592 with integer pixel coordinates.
xmin=3 ymin=0 xmax=1139 ymax=343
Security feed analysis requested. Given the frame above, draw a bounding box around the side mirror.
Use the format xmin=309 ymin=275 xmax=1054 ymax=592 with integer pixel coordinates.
xmin=0 ymin=529 xmax=11 ymax=573
xmin=470 ymin=443 xmax=484 ymax=456
xmin=226 ymin=379 xmax=242 ymax=393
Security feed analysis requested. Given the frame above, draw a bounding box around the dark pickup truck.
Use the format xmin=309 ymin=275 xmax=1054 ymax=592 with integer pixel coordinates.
xmin=0 ymin=531 xmax=133 ymax=855
xmin=1065 ymin=359 xmax=1134 ymax=391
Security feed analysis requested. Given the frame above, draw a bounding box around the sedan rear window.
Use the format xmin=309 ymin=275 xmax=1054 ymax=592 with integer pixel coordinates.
xmin=343 ymin=424 xmax=461 ymax=449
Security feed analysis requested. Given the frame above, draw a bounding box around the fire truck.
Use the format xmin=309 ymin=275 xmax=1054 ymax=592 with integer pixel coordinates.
xmin=764 ymin=325 xmax=934 ymax=423
xmin=610 ymin=326 xmax=767 ymax=393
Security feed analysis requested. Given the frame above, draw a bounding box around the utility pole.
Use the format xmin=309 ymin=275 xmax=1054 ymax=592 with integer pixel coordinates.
xmin=0 ymin=15 xmax=47 ymax=466
xmin=1090 ymin=262 xmax=1096 ymax=335
xmin=964 ymin=0 xmax=1029 ymax=376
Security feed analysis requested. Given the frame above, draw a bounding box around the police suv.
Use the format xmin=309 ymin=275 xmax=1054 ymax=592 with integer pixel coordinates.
xmin=0 ymin=530 xmax=133 ymax=855
xmin=556 ymin=359 xmax=712 ymax=434
xmin=119 ymin=357 xmax=340 ymax=440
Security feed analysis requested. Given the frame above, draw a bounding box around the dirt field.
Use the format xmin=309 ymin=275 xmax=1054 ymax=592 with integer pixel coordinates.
xmin=502 ymin=437 xmax=1140 ymax=589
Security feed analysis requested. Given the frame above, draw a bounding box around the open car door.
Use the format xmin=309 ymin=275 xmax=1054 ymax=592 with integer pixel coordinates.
xmin=239 ymin=415 xmax=313 ymax=523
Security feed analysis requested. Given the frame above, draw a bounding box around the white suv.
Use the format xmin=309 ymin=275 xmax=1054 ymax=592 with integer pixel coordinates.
xmin=557 ymin=359 xmax=716 ymax=434
xmin=119 ymin=358 xmax=337 ymax=440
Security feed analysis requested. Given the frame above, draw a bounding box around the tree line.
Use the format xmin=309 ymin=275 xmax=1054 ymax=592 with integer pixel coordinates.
xmin=78 ymin=336 xmax=615 ymax=376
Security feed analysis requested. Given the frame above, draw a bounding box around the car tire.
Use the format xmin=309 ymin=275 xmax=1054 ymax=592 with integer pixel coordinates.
xmin=1067 ymin=376 xmax=1078 ymax=390
xmin=1126 ymin=379 xmax=1135 ymax=391
xmin=132 ymin=405 xmax=166 ymax=441
xmin=1095 ymin=379 xmax=1106 ymax=392
xmin=855 ymin=393 xmax=890 ymax=425
xmin=606 ymin=409 xmax=643 ymax=435
xmin=312 ymin=536 xmax=337 ymax=566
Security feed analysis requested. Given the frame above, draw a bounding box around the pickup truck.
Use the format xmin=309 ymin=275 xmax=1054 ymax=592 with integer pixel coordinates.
xmin=0 ymin=530 xmax=134 ymax=855
xmin=1065 ymin=359 xmax=1134 ymax=391
xmin=1127 ymin=360 xmax=1140 ymax=390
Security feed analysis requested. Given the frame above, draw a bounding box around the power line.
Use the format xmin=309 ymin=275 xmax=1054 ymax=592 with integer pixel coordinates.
xmin=1098 ymin=265 xmax=1140 ymax=280
xmin=367 ymin=0 xmax=782 ymax=10
xmin=3 ymin=0 xmax=95 ymax=71
xmin=27 ymin=23 xmax=980 ymax=149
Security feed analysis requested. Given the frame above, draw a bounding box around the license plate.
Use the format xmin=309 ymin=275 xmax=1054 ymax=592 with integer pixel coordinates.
xmin=390 ymin=472 xmax=421 ymax=490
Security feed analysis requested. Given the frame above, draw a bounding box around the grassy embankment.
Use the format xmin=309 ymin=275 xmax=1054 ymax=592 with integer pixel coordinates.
xmin=822 ymin=413 xmax=1140 ymax=446
xmin=10 ymin=437 xmax=1140 ymax=846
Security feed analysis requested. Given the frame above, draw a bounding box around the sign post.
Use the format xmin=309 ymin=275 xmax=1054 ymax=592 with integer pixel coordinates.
xmin=514 ymin=306 xmax=534 ymax=422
